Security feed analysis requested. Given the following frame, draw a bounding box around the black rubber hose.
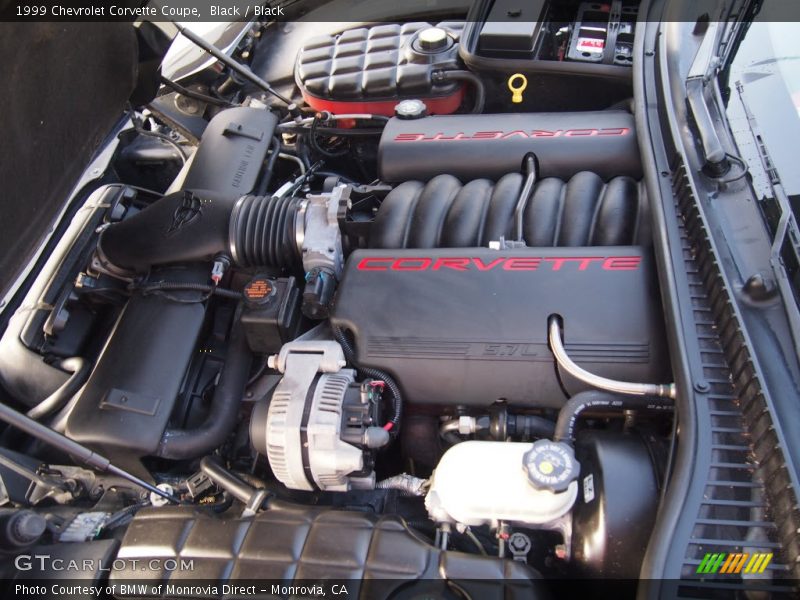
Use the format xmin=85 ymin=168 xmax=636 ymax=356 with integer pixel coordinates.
xmin=510 ymin=414 xmax=556 ymax=439
xmin=26 ymin=358 xmax=90 ymax=421
xmin=228 ymin=194 xmax=302 ymax=269
xmin=553 ymin=390 xmax=674 ymax=445
xmin=312 ymin=171 xmax=360 ymax=185
xmin=155 ymin=319 xmax=252 ymax=460
xmin=255 ymin=136 xmax=282 ymax=197
xmin=159 ymin=75 xmax=235 ymax=108
xmin=309 ymin=116 xmax=349 ymax=158
xmin=135 ymin=282 xmax=242 ymax=300
xmin=199 ymin=456 xmax=257 ymax=505
xmin=433 ymin=70 xmax=485 ymax=114
xmin=129 ymin=109 xmax=189 ymax=161
xmin=332 ymin=325 xmax=402 ymax=436
xmin=277 ymin=124 xmax=384 ymax=136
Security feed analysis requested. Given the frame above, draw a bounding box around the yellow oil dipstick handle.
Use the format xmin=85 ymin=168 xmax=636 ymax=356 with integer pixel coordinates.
xmin=508 ymin=73 xmax=528 ymax=104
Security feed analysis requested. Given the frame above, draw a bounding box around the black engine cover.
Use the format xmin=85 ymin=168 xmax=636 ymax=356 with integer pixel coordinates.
xmin=331 ymin=247 xmax=669 ymax=408
xmin=378 ymin=111 xmax=641 ymax=183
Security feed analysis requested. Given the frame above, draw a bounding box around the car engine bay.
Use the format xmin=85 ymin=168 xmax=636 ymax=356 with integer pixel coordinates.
xmin=0 ymin=1 xmax=683 ymax=590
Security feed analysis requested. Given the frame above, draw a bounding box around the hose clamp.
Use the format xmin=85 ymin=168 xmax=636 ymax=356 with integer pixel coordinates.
xmin=227 ymin=195 xmax=249 ymax=266
xmin=294 ymin=198 xmax=308 ymax=255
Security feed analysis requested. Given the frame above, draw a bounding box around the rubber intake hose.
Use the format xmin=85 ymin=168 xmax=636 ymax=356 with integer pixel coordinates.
xmin=332 ymin=325 xmax=402 ymax=436
xmin=553 ymin=390 xmax=674 ymax=445
xmin=155 ymin=319 xmax=252 ymax=460
xmin=96 ymin=190 xmax=301 ymax=275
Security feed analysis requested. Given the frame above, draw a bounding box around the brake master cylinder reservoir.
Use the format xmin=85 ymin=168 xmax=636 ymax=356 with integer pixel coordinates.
xmin=425 ymin=440 xmax=579 ymax=527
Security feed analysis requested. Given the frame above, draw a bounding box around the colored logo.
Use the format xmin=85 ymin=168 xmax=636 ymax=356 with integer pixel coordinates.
xmin=696 ymin=552 xmax=773 ymax=575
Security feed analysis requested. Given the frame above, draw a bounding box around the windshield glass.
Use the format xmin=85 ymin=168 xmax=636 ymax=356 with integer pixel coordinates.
xmin=724 ymin=21 xmax=800 ymax=199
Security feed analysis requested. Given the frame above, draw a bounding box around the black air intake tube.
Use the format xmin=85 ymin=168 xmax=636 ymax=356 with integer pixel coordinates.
xmin=96 ymin=190 xmax=302 ymax=275
xmin=228 ymin=194 xmax=301 ymax=269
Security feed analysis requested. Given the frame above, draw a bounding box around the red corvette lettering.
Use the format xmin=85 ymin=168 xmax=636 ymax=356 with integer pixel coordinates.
xmin=598 ymin=127 xmax=628 ymax=136
xmin=393 ymin=128 xmax=630 ymax=142
xmin=503 ymin=257 xmax=542 ymax=271
xmin=603 ymin=256 xmax=642 ymax=270
xmin=544 ymin=256 xmax=604 ymax=271
xmin=472 ymin=257 xmax=506 ymax=271
xmin=472 ymin=131 xmax=503 ymax=139
xmin=392 ymin=257 xmax=432 ymax=270
xmin=357 ymin=257 xmax=393 ymax=270
xmin=356 ymin=256 xmax=641 ymax=271
xmin=563 ymin=129 xmax=597 ymax=137
xmin=393 ymin=133 xmax=424 ymax=142
xmin=432 ymin=257 xmax=470 ymax=270
xmin=500 ymin=130 xmax=529 ymax=139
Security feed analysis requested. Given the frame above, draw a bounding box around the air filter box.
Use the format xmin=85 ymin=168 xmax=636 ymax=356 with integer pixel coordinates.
xmin=295 ymin=22 xmax=466 ymax=116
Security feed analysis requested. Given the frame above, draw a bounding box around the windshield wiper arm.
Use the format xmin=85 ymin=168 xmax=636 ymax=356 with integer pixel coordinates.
xmin=686 ymin=19 xmax=731 ymax=175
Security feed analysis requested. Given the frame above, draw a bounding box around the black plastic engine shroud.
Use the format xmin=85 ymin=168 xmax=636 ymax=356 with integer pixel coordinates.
xmin=330 ymin=247 xmax=670 ymax=408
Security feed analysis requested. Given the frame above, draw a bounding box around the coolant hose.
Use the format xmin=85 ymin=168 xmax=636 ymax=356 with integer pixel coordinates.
xmin=255 ymin=136 xmax=282 ymax=197
xmin=26 ymin=358 xmax=90 ymax=421
xmin=553 ymin=390 xmax=674 ymax=445
xmin=332 ymin=325 xmax=402 ymax=435
xmin=155 ymin=320 xmax=252 ymax=460
xmin=500 ymin=413 xmax=556 ymax=439
xmin=433 ymin=70 xmax=485 ymax=114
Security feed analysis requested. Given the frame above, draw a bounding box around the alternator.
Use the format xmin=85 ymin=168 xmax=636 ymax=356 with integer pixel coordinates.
xmin=250 ymin=341 xmax=389 ymax=492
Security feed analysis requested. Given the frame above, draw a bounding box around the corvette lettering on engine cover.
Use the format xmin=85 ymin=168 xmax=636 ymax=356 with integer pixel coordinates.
xmin=356 ymin=256 xmax=642 ymax=271
xmin=393 ymin=128 xmax=631 ymax=142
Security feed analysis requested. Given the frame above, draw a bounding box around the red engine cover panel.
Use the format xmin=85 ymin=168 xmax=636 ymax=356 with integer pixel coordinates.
xmin=295 ymin=22 xmax=466 ymax=116
xmin=300 ymin=87 xmax=465 ymax=117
